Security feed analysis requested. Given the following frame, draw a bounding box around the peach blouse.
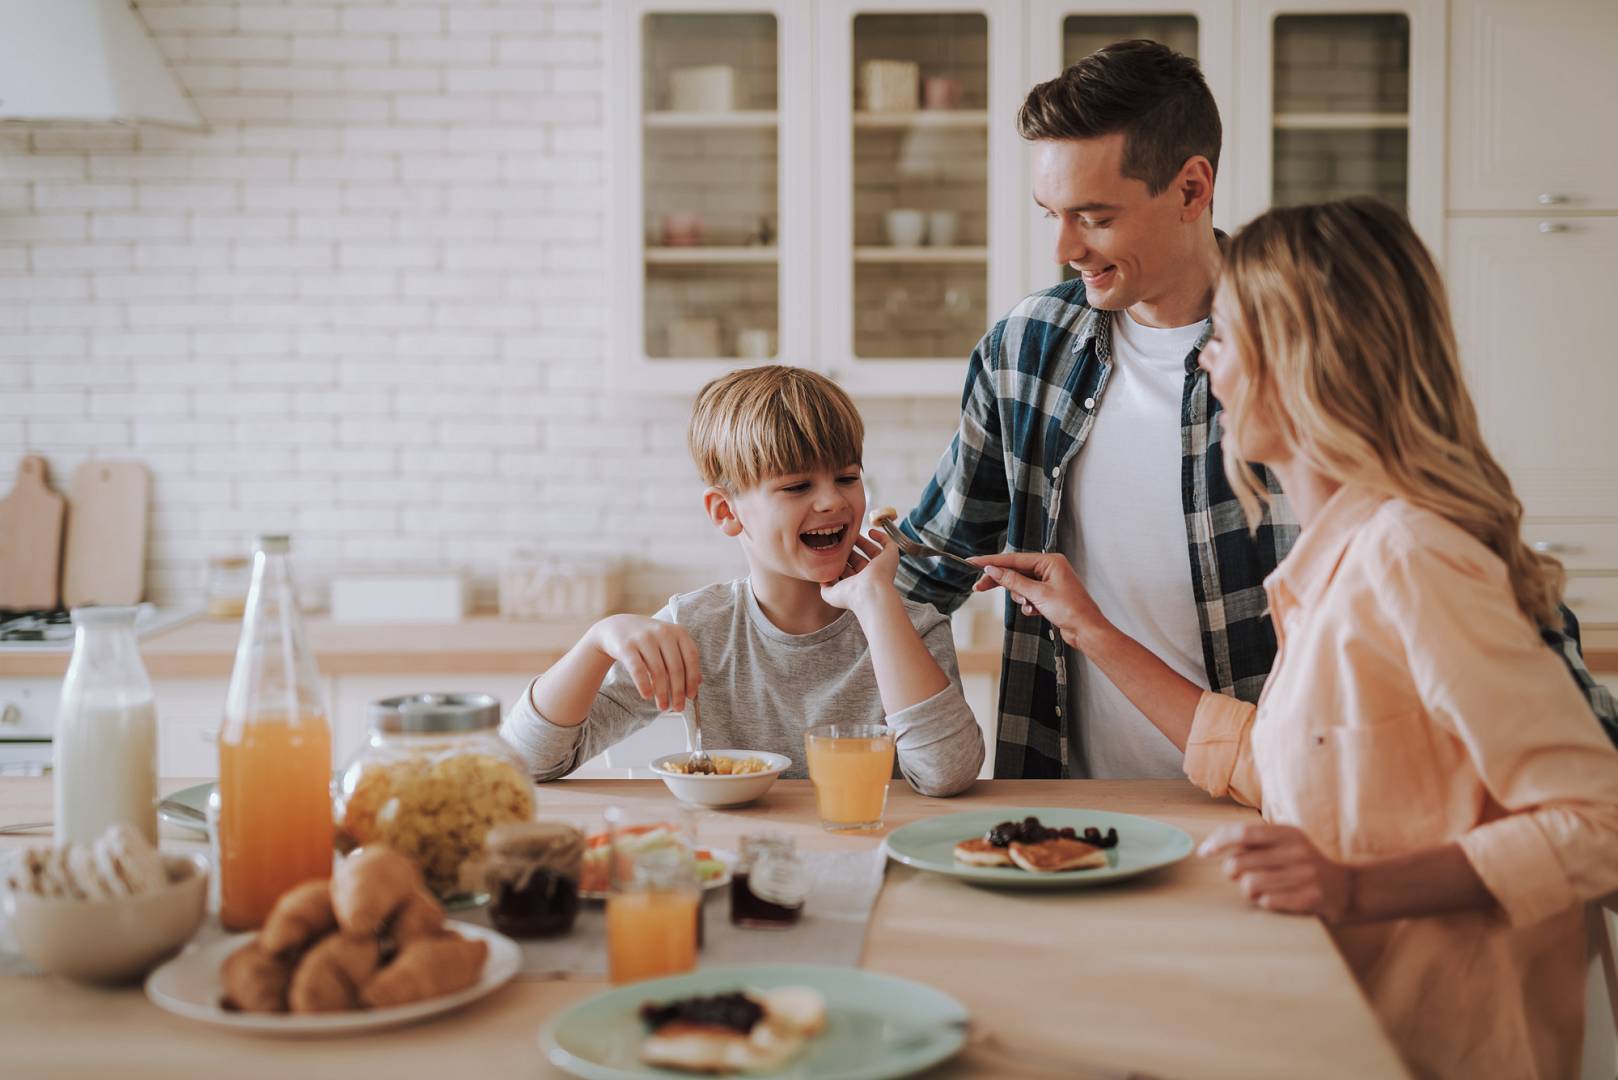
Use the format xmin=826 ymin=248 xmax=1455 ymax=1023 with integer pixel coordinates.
xmin=1185 ymin=485 xmax=1618 ymax=1079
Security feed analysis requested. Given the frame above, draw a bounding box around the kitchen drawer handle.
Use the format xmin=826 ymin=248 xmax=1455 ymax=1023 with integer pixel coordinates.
xmin=200 ymin=727 xmax=219 ymax=744
xmin=1539 ymin=222 xmax=1571 ymax=234
xmin=1537 ymin=193 xmax=1567 ymax=205
xmin=1532 ymin=540 xmax=1576 ymax=554
xmin=0 ymin=703 xmax=19 ymax=727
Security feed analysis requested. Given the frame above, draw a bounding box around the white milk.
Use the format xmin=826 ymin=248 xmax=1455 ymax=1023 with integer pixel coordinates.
xmin=52 ymin=699 xmax=159 ymax=846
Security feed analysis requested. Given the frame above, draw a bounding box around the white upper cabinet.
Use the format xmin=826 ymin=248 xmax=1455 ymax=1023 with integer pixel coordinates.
xmin=1232 ymin=0 xmax=1445 ymax=256
xmin=817 ymin=0 xmax=1025 ymax=394
xmin=1448 ymin=0 xmax=1618 ymax=213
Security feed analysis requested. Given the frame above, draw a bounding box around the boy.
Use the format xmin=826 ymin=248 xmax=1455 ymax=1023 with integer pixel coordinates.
xmin=501 ymin=365 xmax=983 ymax=795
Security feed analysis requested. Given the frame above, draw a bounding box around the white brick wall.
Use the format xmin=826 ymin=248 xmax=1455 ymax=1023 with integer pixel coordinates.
xmin=0 ymin=0 xmax=963 ymax=614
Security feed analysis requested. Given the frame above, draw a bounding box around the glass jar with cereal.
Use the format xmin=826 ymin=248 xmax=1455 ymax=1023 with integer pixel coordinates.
xmin=334 ymin=693 xmax=534 ymax=901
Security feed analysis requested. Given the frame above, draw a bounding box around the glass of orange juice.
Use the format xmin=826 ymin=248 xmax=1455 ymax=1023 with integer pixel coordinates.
xmin=805 ymin=723 xmax=896 ymax=831
xmin=604 ymin=808 xmax=700 ymax=985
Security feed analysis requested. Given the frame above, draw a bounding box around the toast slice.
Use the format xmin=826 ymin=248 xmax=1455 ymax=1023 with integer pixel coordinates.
xmin=952 ymin=837 xmax=1014 ymax=867
xmin=1007 ymin=838 xmax=1108 ymax=873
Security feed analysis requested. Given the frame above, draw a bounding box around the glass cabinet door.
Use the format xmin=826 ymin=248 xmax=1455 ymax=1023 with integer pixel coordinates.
xmin=613 ymin=2 xmax=810 ymax=388
xmin=642 ymin=13 xmax=780 ymax=362
xmin=1025 ymin=3 xmax=1237 ymax=289
xmin=819 ymin=1 xmax=1022 ymax=393
xmin=1234 ymin=1 xmax=1443 ymax=257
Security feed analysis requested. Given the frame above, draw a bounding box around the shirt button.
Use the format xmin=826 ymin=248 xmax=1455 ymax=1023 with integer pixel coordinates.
xmin=1048 ymin=628 xmax=1057 ymax=641
xmin=1055 ymin=706 xmax=1063 ymax=717
xmin=1084 ymin=396 xmax=1096 ymax=409
xmin=1050 ymin=466 xmax=1061 ymax=480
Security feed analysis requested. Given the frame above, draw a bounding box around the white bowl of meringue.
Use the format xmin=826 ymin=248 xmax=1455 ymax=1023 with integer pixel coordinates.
xmin=1 ymin=824 xmax=209 ymax=983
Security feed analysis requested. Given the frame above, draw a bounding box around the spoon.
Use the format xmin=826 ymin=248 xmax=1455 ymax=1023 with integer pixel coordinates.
xmin=684 ymin=695 xmax=715 ymax=775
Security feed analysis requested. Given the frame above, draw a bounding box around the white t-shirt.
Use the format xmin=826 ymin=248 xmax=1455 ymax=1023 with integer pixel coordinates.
xmin=1060 ymin=310 xmax=1210 ymax=778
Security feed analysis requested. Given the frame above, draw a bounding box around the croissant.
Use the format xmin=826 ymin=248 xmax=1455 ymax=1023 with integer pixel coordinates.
xmin=389 ymin=886 xmax=446 ymax=945
xmin=221 ymin=940 xmax=293 ymax=1013
xmin=360 ymin=934 xmax=487 ymax=1008
xmin=288 ymin=932 xmax=381 ymax=1013
xmin=259 ymin=879 xmax=336 ymax=956
xmin=333 ymin=847 xmax=422 ymax=936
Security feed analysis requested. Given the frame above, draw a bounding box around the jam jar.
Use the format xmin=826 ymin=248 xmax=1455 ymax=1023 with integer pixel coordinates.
xmin=334 ymin=692 xmax=535 ymax=900
xmin=478 ymin=821 xmax=584 ymax=938
xmin=729 ymin=834 xmax=807 ymax=928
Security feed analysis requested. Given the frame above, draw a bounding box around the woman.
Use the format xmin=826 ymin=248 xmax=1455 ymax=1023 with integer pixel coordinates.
xmin=975 ymin=198 xmax=1618 ymax=1079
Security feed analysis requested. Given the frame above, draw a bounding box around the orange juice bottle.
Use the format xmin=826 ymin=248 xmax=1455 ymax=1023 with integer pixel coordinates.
xmin=216 ymin=534 xmax=334 ymax=930
xmin=605 ymin=844 xmax=699 ymax=984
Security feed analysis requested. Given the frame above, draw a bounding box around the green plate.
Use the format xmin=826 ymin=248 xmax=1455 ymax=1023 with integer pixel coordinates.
xmin=541 ymin=964 xmax=968 ymax=1080
xmin=882 ymin=806 xmax=1193 ymax=888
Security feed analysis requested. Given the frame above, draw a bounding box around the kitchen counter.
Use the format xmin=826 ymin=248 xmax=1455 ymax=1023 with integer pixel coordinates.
xmin=2 ymin=614 xmax=1612 ymax=682
xmin=0 ymin=614 xmax=1010 ymax=679
xmin=0 ymin=777 xmax=1410 ymax=1079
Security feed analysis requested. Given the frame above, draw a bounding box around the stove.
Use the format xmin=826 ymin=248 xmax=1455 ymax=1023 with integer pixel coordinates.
xmin=0 ymin=604 xmax=198 ymax=651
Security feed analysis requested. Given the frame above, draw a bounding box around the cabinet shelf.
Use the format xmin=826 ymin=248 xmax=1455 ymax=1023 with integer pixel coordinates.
xmin=1273 ymin=112 xmax=1410 ymax=131
xmin=645 ymin=246 xmax=779 ymax=265
xmin=644 ymin=110 xmax=779 ymax=129
xmin=853 ymin=110 xmax=989 ymax=130
xmin=854 ymin=246 xmax=987 ymax=264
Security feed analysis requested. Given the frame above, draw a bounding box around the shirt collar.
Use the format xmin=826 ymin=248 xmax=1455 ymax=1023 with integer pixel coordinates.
xmin=1264 ymin=483 xmax=1390 ymax=626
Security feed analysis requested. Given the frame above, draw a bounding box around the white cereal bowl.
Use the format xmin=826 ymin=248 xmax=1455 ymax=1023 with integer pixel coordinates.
xmin=650 ymin=750 xmax=791 ymax=808
xmin=2 ymin=852 xmax=210 ymax=984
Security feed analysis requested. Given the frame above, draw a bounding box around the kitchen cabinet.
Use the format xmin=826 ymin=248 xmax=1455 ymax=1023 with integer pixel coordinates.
xmin=1448 ymin=0 xmax=1618 ymax=213
xmin=1232 ymin=0 xmax=1445 ymax=257
xmin=612 ymin=0 xmax=1025 ymax=394
xmin=1447 ymin=215 xmax=1618 ymax=628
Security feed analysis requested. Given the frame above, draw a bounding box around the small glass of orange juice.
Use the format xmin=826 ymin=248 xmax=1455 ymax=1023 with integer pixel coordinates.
xmin=604 ymin=808 xmax=700 ymax=985
xmin=804 ymin=723 xmax=896 ymax=831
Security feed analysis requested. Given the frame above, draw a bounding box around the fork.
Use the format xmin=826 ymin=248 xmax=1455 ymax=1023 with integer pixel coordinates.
xmin=682 ymin=695 xmax=715 ymax=774
xmin=871 ymin=514 xmax=982 ymax=577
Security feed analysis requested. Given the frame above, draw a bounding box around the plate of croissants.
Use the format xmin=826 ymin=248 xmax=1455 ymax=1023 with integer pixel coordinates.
xmin=144 ymin=845 xmax=520 ymax=1035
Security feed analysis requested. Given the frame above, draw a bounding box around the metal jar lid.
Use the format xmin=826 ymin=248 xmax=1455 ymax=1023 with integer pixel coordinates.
xmin=371 ymin=692 xmax=501 ymax=734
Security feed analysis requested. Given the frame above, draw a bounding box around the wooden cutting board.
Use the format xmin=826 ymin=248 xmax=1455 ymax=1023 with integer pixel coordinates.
xmin=0 ymin=455 xmax=67 ymax=610
xmin=62 ymin=460 xmax=150 ymax=608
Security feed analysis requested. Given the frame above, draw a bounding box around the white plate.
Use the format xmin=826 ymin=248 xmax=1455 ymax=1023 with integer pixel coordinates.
xmin=578 ymin=850 xmax=733 ymax=902
xmin=144 ymin=923 xmax=520 ymax=1036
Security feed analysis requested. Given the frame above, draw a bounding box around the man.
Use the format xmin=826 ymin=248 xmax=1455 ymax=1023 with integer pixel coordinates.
xmin=896 ymin=39 xmax=1617 ymax=779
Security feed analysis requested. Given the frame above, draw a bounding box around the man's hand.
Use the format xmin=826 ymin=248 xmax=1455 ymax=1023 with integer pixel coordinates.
xmin=821 ymin=529 xmax=901 ymax=614
xmin=588 ymin=614 xmax=702 ymax=712
xmin=970 ymin=551 xmax=1108 ymax=651
xmin=1198 ymin=823 xmax=1354 ymax=924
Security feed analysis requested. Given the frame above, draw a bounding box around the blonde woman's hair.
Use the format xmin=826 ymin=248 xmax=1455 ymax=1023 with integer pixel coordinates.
xmin=688 ymin=365 xmax=864 ymax=491
xmin=1219 ymin=197 xmax=1564 ymax=628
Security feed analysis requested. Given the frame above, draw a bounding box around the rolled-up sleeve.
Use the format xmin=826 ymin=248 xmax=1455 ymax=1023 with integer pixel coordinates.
xmin=1378 ymin=540 xmax=1618 ymax=928
xmin=1184 ymin=691 xmax=1263 ymax=809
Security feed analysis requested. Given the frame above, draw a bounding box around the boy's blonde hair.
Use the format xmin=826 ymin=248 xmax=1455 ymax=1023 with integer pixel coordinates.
xmin=688 ymin=365 xmax=864 ymax=491
xmin=1219 ymin=197 xmax=1564 ymax=629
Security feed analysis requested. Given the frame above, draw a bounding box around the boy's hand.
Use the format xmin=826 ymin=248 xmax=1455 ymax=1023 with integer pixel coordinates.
xmin=588 ymin=615 xmax=702 ymax=712
xmin=821 ymin=529 xmax=901 ymax=613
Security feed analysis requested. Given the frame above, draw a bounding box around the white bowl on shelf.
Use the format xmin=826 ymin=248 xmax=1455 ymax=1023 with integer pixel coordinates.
xmin=2 ymin=852 xmax=209 ymax=983
xmin=650 ymin=750 xmax=791 ymax=808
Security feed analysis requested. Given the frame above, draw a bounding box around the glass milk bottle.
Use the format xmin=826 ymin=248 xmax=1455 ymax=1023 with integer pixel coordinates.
xmin=216 ymin=534 xmax=334 ymax=930
xmin=53 ymin=606 xmax=158 ymax=846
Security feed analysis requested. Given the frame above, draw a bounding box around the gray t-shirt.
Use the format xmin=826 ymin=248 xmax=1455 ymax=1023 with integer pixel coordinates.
xmin=501 ymin=578 xmax=984 ymax=796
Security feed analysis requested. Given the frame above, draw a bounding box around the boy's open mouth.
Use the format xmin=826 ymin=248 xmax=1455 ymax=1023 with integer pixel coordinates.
xmin=799 ymin=526 xmax=846 ymax=552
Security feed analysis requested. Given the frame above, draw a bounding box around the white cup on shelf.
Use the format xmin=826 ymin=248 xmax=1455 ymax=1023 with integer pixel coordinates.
xmin=884 ymin=209 xmax=927 ymax=248
xmin=926 ymin=210 xmax=959 ymax=247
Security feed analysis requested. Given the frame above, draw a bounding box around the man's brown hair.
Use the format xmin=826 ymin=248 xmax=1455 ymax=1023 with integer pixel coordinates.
xmin=1017 ymin=39 xmax=1221 ymax=195
xmin=688 ymin=365 xmax=863 ymax=492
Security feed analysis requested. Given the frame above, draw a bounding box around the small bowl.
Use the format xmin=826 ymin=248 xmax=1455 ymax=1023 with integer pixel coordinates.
xmin=2 ymin=852 xmax=209 ymax=983
xmin=651 ymin=749 xmax=791 ymax=808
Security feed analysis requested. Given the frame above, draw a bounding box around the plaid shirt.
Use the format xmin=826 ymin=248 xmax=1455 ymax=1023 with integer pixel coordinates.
xmin=897 ymin=277 xmax=1618 ymax=778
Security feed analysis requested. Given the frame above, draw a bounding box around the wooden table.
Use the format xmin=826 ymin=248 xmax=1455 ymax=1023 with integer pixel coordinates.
xmin=0 ymin=778 xmax=1408 ymax=1080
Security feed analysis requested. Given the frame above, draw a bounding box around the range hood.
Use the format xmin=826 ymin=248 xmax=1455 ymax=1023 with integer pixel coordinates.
xmin=0 ymin=0 xmax=204 ymax=128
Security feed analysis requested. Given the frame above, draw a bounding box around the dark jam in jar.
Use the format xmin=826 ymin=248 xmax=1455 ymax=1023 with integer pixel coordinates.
xmin=729 ymin=835 xmax=806 ymax=929
xmin=475 ymin=821 xmax=585 ymax=939
xmin=489 ymin=869 xmax=580 ymax=938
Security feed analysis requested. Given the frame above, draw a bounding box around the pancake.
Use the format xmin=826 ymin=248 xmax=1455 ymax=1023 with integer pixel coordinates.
xmin=952 ymin=837 xmax=1014 ymax=867
xmin=1007 ymin=838 xmax=1108 ymax=873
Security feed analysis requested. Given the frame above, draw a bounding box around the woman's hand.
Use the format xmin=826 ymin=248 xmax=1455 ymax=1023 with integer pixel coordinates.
xmin=821 ymin=529 xmax=901 ymax=613
xmin=970 ymin=551 xmax=1109 ymax=651
xmin=1198 ymin=823 xmax=1354 ymax=924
